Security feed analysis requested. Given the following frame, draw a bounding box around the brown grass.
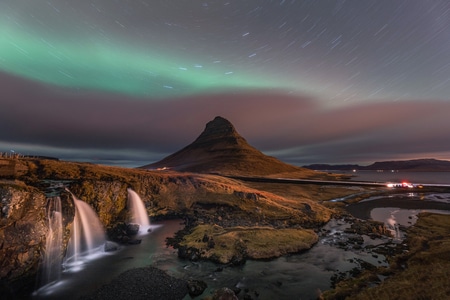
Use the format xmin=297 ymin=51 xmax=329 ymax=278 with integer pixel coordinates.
xmin=321 ymin=213 xmax=450 ymax=300
xmin=179 ymin=224 xmax=318 ymax=263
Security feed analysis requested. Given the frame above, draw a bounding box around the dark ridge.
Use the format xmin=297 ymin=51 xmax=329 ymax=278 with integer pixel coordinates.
xmin=304 ymin=158 xmax=450 ymax=172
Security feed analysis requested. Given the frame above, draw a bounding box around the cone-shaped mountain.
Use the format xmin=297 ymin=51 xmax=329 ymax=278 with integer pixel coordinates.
xmin=142 ymin=116 xmax=314 ymax=176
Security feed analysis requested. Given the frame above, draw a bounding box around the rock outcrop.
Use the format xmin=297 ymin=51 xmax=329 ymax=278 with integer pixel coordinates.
xmin=0 ymin=157 xmax=334 ymax=294
xmin=0 ymin=181 xmax=48 ymax=299
xmin=0 ymin=182 xmax=47 ymax=280
xmin=0 ymin=182 xmax=76 ymax=297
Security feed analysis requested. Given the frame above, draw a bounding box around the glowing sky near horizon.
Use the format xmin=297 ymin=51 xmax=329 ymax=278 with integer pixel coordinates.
xmin=1 ymin=0 xmax=450 ymax=166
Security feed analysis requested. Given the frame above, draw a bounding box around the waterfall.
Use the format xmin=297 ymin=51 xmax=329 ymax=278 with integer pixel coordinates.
xmin=387 ymin=210 xmax=402 ymax=240
xmin=39 ymin=196 xmax=64 ymax=287
xmin=64 ymin=194 xmax=106 ymax=267
xmin=127 ymin=188 xmax=150 ymax=232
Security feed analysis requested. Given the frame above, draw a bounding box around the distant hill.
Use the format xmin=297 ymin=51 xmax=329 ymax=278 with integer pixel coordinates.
xmin=303 ymin=164 xmax=361 ymax=171
xmin=304 ymin=159 xmax=450 ymax=172
xmin=141 ymin=116 xmax=321 ymax=178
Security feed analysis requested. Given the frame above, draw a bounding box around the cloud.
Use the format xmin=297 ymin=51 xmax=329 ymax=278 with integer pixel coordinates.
xmin=1 ymin=72 xmax=450 ymax=165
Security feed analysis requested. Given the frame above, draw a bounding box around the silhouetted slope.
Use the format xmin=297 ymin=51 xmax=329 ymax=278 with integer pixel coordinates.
xmin=367 ymin=159 xmax=450 ymax=171
xmin=142 ymin=116 xmax=317 ymax=177
xmin=304 ymin=159 xmax=450 ymax=171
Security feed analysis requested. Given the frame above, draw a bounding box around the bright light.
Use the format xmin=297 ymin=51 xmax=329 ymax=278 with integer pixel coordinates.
xmin=402 ymin=182 xmax=414 ymax=188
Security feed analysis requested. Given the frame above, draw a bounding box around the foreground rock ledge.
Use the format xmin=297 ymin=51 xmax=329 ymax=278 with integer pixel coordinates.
xmin=176 ymin=225 xmax=319 ymax=264
xmin=80 ymin=266 xmax=188 ymax=300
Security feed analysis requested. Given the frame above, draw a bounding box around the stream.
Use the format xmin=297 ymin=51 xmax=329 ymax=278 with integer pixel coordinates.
xmin=32 ymin=193 xmax=450 ymax=300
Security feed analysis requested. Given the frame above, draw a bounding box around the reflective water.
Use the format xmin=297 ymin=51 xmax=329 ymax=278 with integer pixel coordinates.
xmin=371 ymin=207 xmax=450 ymax=239
xmin=346 ymin=192 xmax=450 ymax=240
xmin=32 ymin=223 xmax=175 ymax=299
xmin=31 ymin=219 xmax=388 ymax=300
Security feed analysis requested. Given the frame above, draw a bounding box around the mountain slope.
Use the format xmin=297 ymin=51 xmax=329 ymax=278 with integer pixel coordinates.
xmin=142 ymin=116 xmax=318 ymax=177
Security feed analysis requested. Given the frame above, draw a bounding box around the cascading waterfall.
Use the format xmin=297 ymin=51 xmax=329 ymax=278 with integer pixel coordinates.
xmin=127 ymin=188 xmax=150 ymax=233
xmin=39 ymin=196 xmax=64 ymax=287
xmin=64 ymin=194 xmax=106 ymax=267
xmin=387 ymin=210 xmax=402 ymax=240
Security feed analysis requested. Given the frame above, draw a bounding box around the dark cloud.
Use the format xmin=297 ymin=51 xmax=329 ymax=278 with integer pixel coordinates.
xmin=1 ymin=72 xmax=449 ymax=166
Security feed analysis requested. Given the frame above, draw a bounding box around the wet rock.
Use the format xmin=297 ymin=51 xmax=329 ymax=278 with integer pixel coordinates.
xmin=178 ymin=246 xmax=200 ymax=261
xmin=107 ymin=223 xmax=140 ymax=244
xmin=213 ymin=287 xmax=238 ymax=300
xmin=230 ymin=253 xmax=246 ymax=266
xmin=104 ymin=241 xmax=119 ymax=252
xmin=348 ymin=235 xmax=364 ymax=245
xmin=187 ymin=279 xmax=207 ymax=297
xmin=127 ymin=239 xmax=142 ymax=245
xmin=126 ymin=223 xmax=140 ymax=235
xmin=81 ymin=266 xmax=188 ymax=300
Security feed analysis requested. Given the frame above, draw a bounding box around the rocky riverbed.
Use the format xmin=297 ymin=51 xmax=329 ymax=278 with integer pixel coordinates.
xmin=79 ymin=266 xmax=188 ymax=300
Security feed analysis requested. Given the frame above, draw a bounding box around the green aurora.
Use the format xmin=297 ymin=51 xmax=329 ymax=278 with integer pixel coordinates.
xmin=0 ymin=25 xmax=290 ymax=98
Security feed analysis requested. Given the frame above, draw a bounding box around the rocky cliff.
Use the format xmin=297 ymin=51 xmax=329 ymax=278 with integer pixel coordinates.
xmin=0 ymin=182 xmax=47 ymax=280
xmin=0 ymin=156 xmax=335 ymax=294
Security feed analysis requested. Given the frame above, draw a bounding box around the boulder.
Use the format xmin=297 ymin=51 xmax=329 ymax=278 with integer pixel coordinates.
xmin=187 ymin=279 xmax=207 ymax=297
xmin=212 ymin=287 xmax=238 ymax=300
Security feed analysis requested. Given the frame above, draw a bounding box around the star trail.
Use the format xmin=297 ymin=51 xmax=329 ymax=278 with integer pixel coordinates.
xmin=1 ymin=1 xmax=449 ymax=166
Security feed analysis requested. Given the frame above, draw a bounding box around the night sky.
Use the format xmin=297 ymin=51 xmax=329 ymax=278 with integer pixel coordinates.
xmin=1 ymin=0 xmax=449 ymax=167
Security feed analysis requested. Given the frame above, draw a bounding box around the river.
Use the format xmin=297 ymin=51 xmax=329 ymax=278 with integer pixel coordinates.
xmin=31 ymin=172 xmax=450 ymax=300
xmin=32 ymin=219 xmax=388 ymax=300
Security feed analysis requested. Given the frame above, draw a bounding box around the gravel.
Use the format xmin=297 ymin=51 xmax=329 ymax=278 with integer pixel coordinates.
xmin=80 ymin=266 xmax=188 ymax=300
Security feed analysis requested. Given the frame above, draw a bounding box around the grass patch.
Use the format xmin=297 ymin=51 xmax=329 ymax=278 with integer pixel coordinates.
xmin=179 ymin=224 xmax=318 ymax=264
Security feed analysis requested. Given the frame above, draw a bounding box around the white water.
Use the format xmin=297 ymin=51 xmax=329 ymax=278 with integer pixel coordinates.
xmin=39 ymin=197 xmax=63 ymax=287
xmin=127 ymin=188 xmax=150 ymax=233
xmin=371 ymin=207 xmax=450 ymax=240
xmin=64 ymin=195 xmax=106 ymax=269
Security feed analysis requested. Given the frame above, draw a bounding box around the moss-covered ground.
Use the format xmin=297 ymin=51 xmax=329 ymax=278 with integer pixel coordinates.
xmin=320 ymin=213 xmax=450 ymax=300
xmin=178 ymin=224 xmax=318 ymax=264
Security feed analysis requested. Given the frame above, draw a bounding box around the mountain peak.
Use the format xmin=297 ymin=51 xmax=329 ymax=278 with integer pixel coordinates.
xmin=193 ymin=116 xmax=241 ymax=145
xmin=142 ymin=116 xmax=316 ymax=177
xmin=209 ymin=116 xmax=234 ymax=128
